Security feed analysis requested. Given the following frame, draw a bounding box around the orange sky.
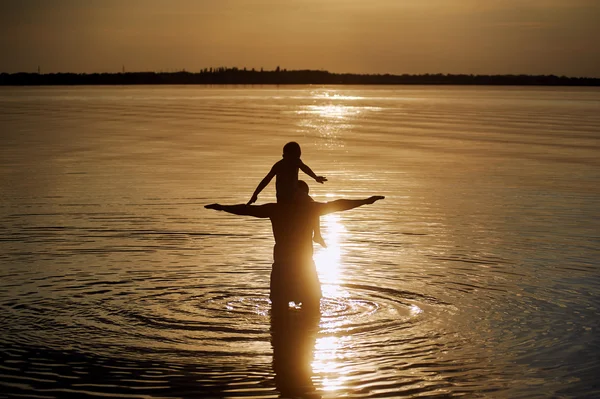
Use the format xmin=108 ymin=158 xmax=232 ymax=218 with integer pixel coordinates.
xmin=1 ymin=0 xmax=599 ymax=77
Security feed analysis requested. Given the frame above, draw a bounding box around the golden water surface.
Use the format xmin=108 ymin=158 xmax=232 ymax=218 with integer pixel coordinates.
xmin=1 ymin=86 xmax=599 ymax=398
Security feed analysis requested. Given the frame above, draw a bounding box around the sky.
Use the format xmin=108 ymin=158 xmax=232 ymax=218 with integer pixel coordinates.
xmin=1 ymin=0 xmax=599 ymax=77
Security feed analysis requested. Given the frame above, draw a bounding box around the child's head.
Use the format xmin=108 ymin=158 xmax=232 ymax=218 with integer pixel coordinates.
xmin=282 ymin=142 xmax=301 ymax=159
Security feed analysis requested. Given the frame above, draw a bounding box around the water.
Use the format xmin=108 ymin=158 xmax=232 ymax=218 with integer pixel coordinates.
xmin=0 ymin=85 xmax=599 ymax=398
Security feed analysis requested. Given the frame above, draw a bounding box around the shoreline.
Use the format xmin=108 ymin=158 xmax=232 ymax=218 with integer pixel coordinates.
xmin=2 ymin=69 xmax=599 ymax=87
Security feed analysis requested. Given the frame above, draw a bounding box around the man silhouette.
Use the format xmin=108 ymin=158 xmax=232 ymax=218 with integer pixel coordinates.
xmin=205 ymin=182 xmax=384 ymax=312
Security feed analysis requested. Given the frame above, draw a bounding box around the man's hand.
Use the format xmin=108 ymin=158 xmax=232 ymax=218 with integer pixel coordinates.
xmin=366 ymin=196 xmax=385 ymax=204
xmin=246 ymin=195 xmax=258 ymax=205
xmin=205 ymin=204 xmax=223 ymax=211
xmin=315 ymin=176 xmax=327 ymax=184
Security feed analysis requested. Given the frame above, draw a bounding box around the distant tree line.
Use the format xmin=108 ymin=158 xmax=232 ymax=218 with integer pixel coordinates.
xmin=1 ymin=67 xmax=598 ymax=86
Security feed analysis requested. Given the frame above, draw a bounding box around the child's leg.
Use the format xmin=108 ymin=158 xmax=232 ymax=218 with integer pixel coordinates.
xmin=312 ymin=217 xmax=327 ymax=248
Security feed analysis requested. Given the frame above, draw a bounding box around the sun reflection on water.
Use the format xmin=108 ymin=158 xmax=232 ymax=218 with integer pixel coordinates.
xmin=301 ymin=104 xmax=363 ymax=119
xmin=314 ymin=213 xmax=347 ymax=299
xmin=299 ymin=90 xmax=377 ymax=394
xmin=310 ymin=90 xmax=364 ymax=101
xmin=312 ymin=335 xmax=349 ymax=392
xmin=311 ymin=212 xmax=351 ymax=392
xmin=295 ymin=89 xmax=383 ymax=150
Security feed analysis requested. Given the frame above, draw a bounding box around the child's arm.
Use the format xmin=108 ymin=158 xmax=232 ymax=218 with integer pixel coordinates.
xmin=299 ymin=161 xmax=327 ymax=184
xmin=247 ymin=165 xmax=277 ymax=205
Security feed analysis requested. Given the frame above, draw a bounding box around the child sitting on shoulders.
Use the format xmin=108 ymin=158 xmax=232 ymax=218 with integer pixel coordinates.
xmin=247 ymin=141 xmax=327 ymax=247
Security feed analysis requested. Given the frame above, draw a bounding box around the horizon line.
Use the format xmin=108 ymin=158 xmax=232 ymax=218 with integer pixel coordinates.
xmin=2 ymin=68 xmax=599 ymax=80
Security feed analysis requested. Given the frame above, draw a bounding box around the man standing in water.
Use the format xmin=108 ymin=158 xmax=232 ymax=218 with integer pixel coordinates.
xmin=205 ymin=182 xmax=384 ymax=312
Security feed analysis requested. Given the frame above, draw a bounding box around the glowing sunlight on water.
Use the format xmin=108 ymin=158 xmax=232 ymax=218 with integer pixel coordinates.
xmin=311 ymin=214 xmax=354 ymax=393
xmin=310 ymin=90 xmax=364 ymax=101
xmin=295 ymin=89 xmax=383 ymax=149
xmin=314 ymin=213 xmax=347 ymax=299
xmin=312 ymin=335 xmax=347 ymax=392
xmin=304 ymin=104 xmax=362 ymax=119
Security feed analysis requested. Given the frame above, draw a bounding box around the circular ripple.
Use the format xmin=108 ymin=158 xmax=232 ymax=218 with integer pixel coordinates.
xmin=1 ymin=274 xmax=454 ymax=398
xmin=316 ymin=283 xmax=440 ymax=336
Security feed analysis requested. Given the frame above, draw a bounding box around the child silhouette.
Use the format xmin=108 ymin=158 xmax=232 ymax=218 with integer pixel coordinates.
xmin=247 ymin=142 xmax=327 ymax=247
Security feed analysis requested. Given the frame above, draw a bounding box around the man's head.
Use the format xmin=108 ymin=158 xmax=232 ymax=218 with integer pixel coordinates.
xmin=282 ymin=142 xmax=301 ymax=159
xmin=297 ymin=180 xmax=309 ymax=194
xmin=294 ymin=180 xmax=312 ymax=203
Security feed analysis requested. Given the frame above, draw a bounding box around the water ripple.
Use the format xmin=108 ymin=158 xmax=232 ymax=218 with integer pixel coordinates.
xmin=1 ymin=86 xmax=599 ymax=398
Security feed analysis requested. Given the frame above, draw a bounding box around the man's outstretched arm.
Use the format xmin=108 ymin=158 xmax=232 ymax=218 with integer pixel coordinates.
xmin=318 ymin=196 xmax=385 ymax=215
xmin=205 ymin=203 xmax=274 ymax=218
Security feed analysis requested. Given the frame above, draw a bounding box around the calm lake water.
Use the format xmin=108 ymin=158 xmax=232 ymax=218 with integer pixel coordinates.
xmin=1 ymin=85 xmax=599 ymax=398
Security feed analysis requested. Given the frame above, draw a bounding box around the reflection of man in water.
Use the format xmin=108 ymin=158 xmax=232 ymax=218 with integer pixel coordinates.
xmin=205 ymin=182 xmax=384 ymax=312
xmin=270 ymin=308 xmax=321 ymax=398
